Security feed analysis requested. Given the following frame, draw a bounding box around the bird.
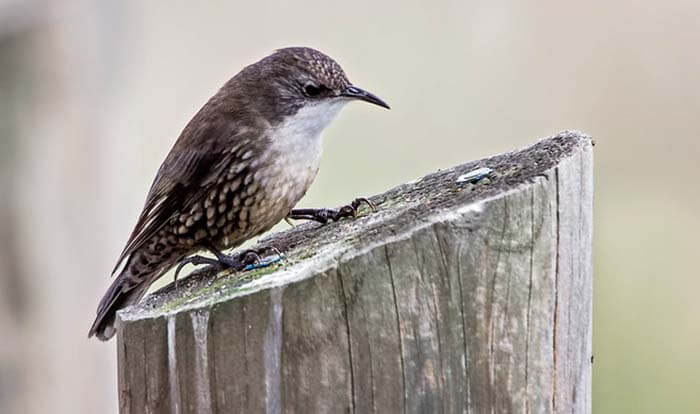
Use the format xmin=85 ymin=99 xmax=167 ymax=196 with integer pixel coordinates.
xmin=89 ymin=47 xmax=390 ymax=341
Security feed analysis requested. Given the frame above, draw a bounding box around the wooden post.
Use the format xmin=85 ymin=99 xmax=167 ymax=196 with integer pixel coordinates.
xmin=116 ymin=131 xmax=594 ymax=414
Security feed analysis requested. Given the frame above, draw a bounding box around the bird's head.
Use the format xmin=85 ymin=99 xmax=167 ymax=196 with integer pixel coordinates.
xmin=234 ymin=47 xmax=389 ymax=133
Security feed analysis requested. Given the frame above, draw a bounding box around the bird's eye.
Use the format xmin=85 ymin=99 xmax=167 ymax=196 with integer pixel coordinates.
xmin=304 ymin=83 xmax=323 ymax=97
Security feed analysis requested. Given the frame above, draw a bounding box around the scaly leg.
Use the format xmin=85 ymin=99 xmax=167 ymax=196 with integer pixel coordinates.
xmin=173 ymin=245 xmax=283 ymax=286
xmin=288 ymin=197 xmax=376 ymax=224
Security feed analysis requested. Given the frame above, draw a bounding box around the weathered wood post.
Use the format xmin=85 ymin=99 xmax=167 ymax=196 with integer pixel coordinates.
xmin=116 ymin=131 xmax=593 ymax=413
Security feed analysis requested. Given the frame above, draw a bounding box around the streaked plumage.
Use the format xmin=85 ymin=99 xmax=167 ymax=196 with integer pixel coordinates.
xmin=89 ymin=47 xmax=388 ymax=340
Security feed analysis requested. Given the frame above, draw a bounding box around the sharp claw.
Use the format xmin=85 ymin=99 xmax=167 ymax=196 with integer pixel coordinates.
xmin=352 ymin=197 xmax=376 ymax=212
xmin=340 ymin=205 xmax=356 ymax=218
xmin=174 ymin=263 xmax=185 ymax=280
xmin=241 ymin=246 xmax=286 ymax=271
xmin=241 ymin=251 xmax=261 ymax=265
xmin=173 ymin=255 xmax=221 ymax=287
xmin=173 ymin=261 xmax=187 ymax=288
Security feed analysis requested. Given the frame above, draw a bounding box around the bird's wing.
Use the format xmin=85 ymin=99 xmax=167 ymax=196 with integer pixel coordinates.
xmin=111 ymin=112 xmax=248 ymax=275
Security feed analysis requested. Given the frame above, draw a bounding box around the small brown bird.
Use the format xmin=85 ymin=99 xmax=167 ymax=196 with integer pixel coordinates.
xmin=88 ymin=47 xmax=389 ymax=341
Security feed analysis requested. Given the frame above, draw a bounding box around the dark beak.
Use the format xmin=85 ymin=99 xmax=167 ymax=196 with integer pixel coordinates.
xmin=342 ymin=86 xmax=390 ymax=109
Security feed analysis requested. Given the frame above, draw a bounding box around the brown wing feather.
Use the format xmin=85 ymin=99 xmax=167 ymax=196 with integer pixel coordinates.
xmin=111 ymin=104 xmax=247 ymax=275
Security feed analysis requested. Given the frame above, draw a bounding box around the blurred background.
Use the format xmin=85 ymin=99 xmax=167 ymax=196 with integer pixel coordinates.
xmin=1 ymin=0 xmax=698 ymax=412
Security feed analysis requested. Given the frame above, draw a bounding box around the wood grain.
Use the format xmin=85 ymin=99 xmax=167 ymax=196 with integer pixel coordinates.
xmin=117 ymin=131 xmax=594 ymax=414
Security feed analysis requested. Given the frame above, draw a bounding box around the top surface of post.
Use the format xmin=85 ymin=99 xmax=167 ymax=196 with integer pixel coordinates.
xmin=117 ymin=130 xmax=592 ymax=326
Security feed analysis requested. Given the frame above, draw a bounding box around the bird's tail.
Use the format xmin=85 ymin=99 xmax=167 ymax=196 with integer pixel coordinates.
xmin=88 ymin=265 xmax=152 ymax=341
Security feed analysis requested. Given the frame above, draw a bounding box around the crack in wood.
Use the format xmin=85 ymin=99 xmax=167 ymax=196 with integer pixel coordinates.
xmin=385 ymin=245 xmax=407 ymax=414
xmin=488 ymin=197 xmax=509 ymax=410
xmin=190 ymin=310 xmax=212 ymax=413
xmin=455 ymin=240 xmax=472 ymax=414
xmin=263 ymin=288 xmax=283 ymax=414
xmin=167 ymin=315 xmax=180 ymax=414
xmin=525 ymin=186 xmax=536 ymax=414
xmin=336 ymin=267 xmax=356 ymax=414
xmin=552 ymin=167 xmax=561 ymax=413
xmin=426 ymin=228 xmax=447 ymax=411
xmin=142 ymin=330 xmax=148 ymax=411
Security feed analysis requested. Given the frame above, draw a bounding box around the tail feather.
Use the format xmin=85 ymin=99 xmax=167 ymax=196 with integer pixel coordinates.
xmin=92 ymin=241 xmax=184 ymax=341
xmin=89 ymin=273 xmax=150 ymax=341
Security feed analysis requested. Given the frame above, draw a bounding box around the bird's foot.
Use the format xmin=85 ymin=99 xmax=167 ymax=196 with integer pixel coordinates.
xmin=173 ymin=255 xmax=224 ymax=288
xmin=216 ymin=246 xmax=286 ymax=273
xmin=173 ymin=246 xmax=285 ymax=287
xmin=243 ymin=247 xmax=286 ymax=271
xmin=287 ymin=197 xmax=376 ymax=224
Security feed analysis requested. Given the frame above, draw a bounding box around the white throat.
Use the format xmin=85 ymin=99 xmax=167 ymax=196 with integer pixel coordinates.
xmin=277 ymin=99 xmax=348 ymax=142
xmin=260 ymin=99 xmax=349 ymax=213
xmin=266 ymin=99 xmax=348 ymax=194
xmin=271 ymin=99 xmax=348 ymax=160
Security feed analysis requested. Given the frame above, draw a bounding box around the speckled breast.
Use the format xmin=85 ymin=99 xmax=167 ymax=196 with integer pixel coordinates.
xmin=171 ymin=145 xmax=320 ymax=252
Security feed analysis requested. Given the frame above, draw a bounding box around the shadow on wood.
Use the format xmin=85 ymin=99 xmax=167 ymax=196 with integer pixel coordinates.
xmin=117 ymin=131 xmax=594 ymax=414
